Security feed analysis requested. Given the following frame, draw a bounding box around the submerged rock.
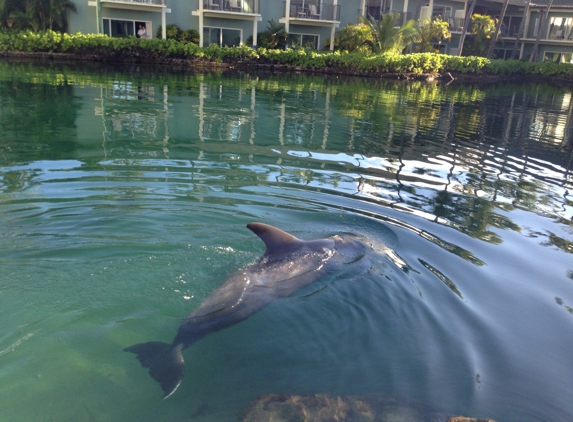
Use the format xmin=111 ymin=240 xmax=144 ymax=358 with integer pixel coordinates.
xmin=238 ymin=393 xmax=496 ymax=422
xmin=239 ymin=393 xmax=430 ymax=422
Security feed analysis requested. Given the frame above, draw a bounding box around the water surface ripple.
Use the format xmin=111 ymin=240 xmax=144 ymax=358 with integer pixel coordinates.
xmin=0 ymin=62 xmax=572 ymax=422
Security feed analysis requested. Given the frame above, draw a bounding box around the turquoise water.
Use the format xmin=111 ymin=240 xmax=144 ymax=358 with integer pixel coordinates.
xmin=0 ymin=61 xmax=572 ymax=422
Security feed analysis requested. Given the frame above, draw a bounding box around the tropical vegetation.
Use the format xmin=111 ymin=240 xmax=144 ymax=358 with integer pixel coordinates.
xmin=329 ymin=14 xmax=451 ymax=55
xmin=0 ymin=0 xmax=76 ymax=32
xmin=156 ymin=24 xmax=199 ymax=44
xmin=327 ymin=22 xmax=373 ymax=53
xmin=247 ymin=20 xmax=288 ymax=50
xmin=463 ymin=14 xmax=498 ymax=57
xmin=359 ymin=13 xmax=420 ymax=54
xmin=0 ymin=30 xmax=572 ymax=80
xmin=415 ymin=17 xmax=451 ymax=53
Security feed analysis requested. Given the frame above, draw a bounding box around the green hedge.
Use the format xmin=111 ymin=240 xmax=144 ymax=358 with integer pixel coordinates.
xmin=1 ymin=30 xmax=573 ymax=78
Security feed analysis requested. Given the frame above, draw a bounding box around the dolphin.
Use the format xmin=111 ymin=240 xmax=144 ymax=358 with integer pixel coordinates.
xmin=125 ymin=222 xmax=367 ymax=398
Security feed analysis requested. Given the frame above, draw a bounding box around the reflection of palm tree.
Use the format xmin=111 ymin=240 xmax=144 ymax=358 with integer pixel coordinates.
xmin=544 ymin=232 xmax=573 ymax=254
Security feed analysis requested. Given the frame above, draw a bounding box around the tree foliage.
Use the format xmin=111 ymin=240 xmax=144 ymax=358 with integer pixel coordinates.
xmin=1 ymin=30 xmax=573 ymax=79
xmin=360 ymin=13 xmax=420 ymax=54
xmin=329 ymin=23 xmax=373 ymax=52
xmin=415 ymin=16 xmax=451 ymax=53
xmin=248 ymin=20 xmax=288 ymax=49
xmin=156 ymin=24 xmax=199 ymax=43
xmin=464 ymin=14 xmax=498 ymax=57
xmin=0 ymin=0 xmax=76 ymax=32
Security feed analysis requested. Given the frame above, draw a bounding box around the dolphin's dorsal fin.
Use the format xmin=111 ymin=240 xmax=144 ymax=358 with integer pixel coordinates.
xmin=247 ymin=222 xmax=304 ymax=256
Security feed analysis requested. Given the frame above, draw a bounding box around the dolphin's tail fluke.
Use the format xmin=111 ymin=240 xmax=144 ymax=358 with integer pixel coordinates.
xmin=124 ymin=341 xmax=185 ymax=399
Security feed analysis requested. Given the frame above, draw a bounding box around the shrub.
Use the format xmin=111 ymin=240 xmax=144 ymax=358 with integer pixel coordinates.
xmin=155 ymin=25 xmax=199 ymax=43
xmin=247 ymin=20 xmax=288 ymax=49
xmin=328 ymin=23 xmax=373 ymax=52
xmin=1 ymin=30 xmax=572 ymax=79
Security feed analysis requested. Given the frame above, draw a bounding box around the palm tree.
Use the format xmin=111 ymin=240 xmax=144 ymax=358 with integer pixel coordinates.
xmin=463 ymin=14 xmax=497 ymax=57
xmin=530 ymin=0 xmax=554 ymax=62
xmin=0 ymin=0 xmax=23 ymax=29
xmin=258 ymin=20 xmax=288 ymax=49
xmin=486 ymin=0 xmax=510 ymax=59
xmin=47 ymin=0 xmax=76 ymax=31
xmin=458 ymin=0 xmax=477 ymax=56
xmin=9 ymin=0 xmax=42 ymax=32
xmin=360 ymin=12 xmax=420 ymax=54
xmin=1 ymin=0 xmax=75 ymax=31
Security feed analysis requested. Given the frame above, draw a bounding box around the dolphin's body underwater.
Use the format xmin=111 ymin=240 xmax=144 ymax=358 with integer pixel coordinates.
xmin=125 ymin=222 xmax=367 ymax=398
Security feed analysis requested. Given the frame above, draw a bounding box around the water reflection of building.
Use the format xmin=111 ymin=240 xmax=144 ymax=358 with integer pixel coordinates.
xmin=74 ymin=76 xmax=571 ymax=220
xmin=80 ymin=78 xmax=573 ymax=173
xmin=193 ymin=81 xmax=334 ymax=157
xmin=196 ymin=82 xmax=257 ymax=143
xmin=90 ymin=81 xmax=170 ymax=158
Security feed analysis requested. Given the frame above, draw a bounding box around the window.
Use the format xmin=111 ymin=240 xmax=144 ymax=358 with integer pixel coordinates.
xmin=365 ymin=0 xmax=388 ymax=19
xmin=434 ymin=43 xmax=446 ymax=54
xmin=103 ymin=19 xmax=151 ymax=38
xmin=432 ymin=5 xmax=452 ymax=19
xmin=494 ymin=48 xmax=516 ymax=60
xmin=499 ymin=15 xmax=522 ymax=37
xmin=287 ymin=33 xmax=319 ymax=50
xmin=203 ymin=27 xmax=241 ymax=47
xmin=547 ymin=17 xmax=573 ymax=40
xmin=544 ymin=51 xmax=573 ymax=64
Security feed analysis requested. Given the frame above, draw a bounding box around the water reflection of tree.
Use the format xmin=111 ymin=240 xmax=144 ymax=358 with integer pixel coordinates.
xmin=542 ymin=232 xmax=573 ymax=254
xmin=0 ymin=71 xmax=80 ymax=160
xmin=223 ymin=76 xmax=572 ymax=250
xmin=330 ymin=79 xmax=572 ymax=245
xmin=2 ymin=82 xmax=78 ymax=140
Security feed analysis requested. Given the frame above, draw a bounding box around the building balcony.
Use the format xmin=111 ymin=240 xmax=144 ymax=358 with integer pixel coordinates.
xmin=357 ymin=9 xmax=412 ymax=26
xmin=442 ymin=17 xmax=465 ymax=32
xmin=202 ymin=0 xmax=260 ymax=15
xmin=100 ymin=0 xmax=166 ymax=7
xmin=93 ymin=0 xmax=166 ymax=12
xmin=546 ymin=32 xmax=573 ymax=42
xmin=360 ymin=8 xmax=410 ymax=23
xmin=521 ymin=27 xmax=573 ymax=44
xmin=284 ymin=1 xmax=340 ymax=23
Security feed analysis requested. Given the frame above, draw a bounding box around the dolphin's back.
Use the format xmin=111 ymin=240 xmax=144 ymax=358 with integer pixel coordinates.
xmin=125 ymin=222 xmax=367 ymax=399
xmin=176 ymin=224 xmax=338 ymax=342
xmin=246 ymin=222 xmax=304 ymax=256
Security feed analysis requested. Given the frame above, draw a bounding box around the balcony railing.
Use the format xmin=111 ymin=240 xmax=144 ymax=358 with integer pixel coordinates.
xmin=442 ymin=17 xmax=465 ymax=31
xmin=203 ymin=0 xmax=260 ymax=14
xmin=547 ymin=29 xmax=573 ymax=41
xmin=103 ymin=0 xmax=166 ymax=5
xmin=285 ymin=2 xmax=340 ymax=22
xmin=361 ymin=6 xmax=392 ymax=21
xmin=358 ymin=9 xmax=411 ymax=25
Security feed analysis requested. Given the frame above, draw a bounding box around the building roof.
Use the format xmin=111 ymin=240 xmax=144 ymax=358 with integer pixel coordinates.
xmin=486 ymin=0 xmax=573 ymax=7
xmin=530 ymin=0 xmax=573 ymax=7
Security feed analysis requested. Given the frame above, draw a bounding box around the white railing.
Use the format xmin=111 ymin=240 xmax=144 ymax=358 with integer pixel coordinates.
xmin=285 ymin=2 xmax=340 ymax=22
xmin=203 ymin=0 xmax=260 ymax=14
xmin=103 ymin=0 xmax=166 ymax=5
